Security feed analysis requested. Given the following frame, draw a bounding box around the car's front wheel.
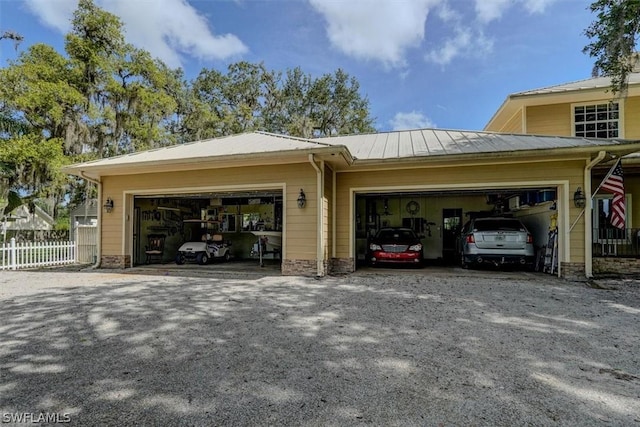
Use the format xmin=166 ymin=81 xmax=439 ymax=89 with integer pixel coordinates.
xmin=175 ymin=253 xmax=186 ymax=265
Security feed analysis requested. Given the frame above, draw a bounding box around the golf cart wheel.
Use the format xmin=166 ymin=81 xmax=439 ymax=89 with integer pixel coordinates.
xmin=224 ymin=251 xmax=231 ymax=262
xmin=196 ymin=252 xmax=209 ymax=265
xmin=175 ymin=254 xmax=186 ymax=265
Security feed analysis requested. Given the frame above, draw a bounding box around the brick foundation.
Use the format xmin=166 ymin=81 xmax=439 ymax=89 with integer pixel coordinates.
xmin=281 ymin=259 xmax=322 ymax=276
xmin=101 ymin=255 xmax=131 ymax=269
xmin=560 ymin=262 xmax=586 ymax=281
xmin=593 ymin=257 xmax=640 ymax=277
xmin=330 ymin=257 xmax=355 ymax=274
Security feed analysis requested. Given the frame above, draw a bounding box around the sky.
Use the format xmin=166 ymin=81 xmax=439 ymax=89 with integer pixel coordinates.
xmin=0 ymin=0 xmax=598 ymax=133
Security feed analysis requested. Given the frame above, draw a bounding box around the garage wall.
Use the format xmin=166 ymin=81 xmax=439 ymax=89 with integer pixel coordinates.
xmin=335 ymin=159 xmax=586 ymax=264
xmin=101 ymin=163 xmax=319 ymax=263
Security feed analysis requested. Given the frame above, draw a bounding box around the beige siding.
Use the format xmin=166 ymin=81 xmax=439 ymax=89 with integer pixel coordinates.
xmin=502 ymin=109 xmax=524 ymax=133
xmin=335 ymin=159 xmax=586 ymax=263
xmin=628 ymin=175 xmax=640 ymax=227
xmin=526 ymin=104 xmax=572 ymax=136
xmin=101 ymin=163 xmax=319 ymax=261
xmin=625 ymin=96 xmax=640 ymax=138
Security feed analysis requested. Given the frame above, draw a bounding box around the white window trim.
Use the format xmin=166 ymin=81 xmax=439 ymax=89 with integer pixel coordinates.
xmin=571 ymin=100 xmax=625 ymax=139
xmin=592 ymin=193 xmax=632 ymax=244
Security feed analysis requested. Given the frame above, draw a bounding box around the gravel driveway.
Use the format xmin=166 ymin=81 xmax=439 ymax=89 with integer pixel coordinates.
xmin=0 ymin=267 xmax=639 ymax=426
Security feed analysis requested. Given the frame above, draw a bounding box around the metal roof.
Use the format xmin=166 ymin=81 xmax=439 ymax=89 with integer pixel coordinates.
xmin=64 ymin=132 xmax=331 ymax=169
xmin=512 ymin=72 xmax=640 ymax=97
xmin=315 ymin=128 xmax=633 ymax=161
xmin=63 ymin=129 xmax=640 ymax=176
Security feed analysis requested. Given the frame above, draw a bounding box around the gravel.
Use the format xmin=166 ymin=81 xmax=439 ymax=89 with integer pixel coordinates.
xmin=0 ymin=267 xmax=639 ymax=426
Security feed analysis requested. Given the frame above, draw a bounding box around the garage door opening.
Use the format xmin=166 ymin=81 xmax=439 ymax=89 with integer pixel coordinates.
xmin=132 ymin=190 xmax=283 ymax=269
xmin=355 ymin=187 xmax=559 ymax=272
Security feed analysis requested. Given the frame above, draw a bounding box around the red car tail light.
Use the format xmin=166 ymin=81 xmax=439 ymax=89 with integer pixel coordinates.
xmin=527 ymin=234 xmax=533 ymax=244
xmin=466 ymin=234 xmax=475 ymax=244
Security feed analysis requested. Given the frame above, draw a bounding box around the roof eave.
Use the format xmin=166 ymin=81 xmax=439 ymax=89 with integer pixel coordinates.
xmin=349 ymin=142 xmax=640 ymax=167
xmin=62 ymin=145 xmax=353 ymax=178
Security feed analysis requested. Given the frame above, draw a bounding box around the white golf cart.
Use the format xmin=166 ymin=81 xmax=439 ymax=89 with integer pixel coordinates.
xmin=175 ymin=220 xmax=232 ymax=265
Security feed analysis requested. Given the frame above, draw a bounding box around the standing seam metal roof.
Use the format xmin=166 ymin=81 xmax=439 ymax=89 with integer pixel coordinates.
xmin=65 ymin=132 xmax=331 ymax=168
xmin=316 ymin=128 xmax=633 ymax=161
xmin=63 ymin=129 xmax=639 ymax=172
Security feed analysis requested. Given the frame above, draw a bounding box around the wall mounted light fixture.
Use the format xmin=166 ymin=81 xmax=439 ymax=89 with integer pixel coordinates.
xmin=573 ymin=187 xmax=586 ymax=208
xmin=297 ymin=189 xmax=306 ymax=208
xmin=103 ymin=197 xmax=114 ymax=213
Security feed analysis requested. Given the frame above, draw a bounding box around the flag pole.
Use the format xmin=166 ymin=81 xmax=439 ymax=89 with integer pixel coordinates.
xmin=591 ymin=158 xmax=621 ymax=198
xmin=569 ymin=158 xmax=621 ymax=232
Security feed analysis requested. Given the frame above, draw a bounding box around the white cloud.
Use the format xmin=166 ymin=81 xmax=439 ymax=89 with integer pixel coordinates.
xmin=309 ymin=0 xmax=438 ymax=68
xmin=474 ymin=0 xmax=557 ymax=23
xmin=23 ymin=0 xmax=248 ymax=68
xmin=24 ymin=0 xmax=77 ymax=32
xmin=425 ymin=24 xmax=493 ymax=66
xmin=422 ymin=0 xmax=557 ymax=66
xmin=390 ymin=111 xmax=436 ymax=131
xmin=474 ymin=0 xmax=512 ymax=24
xmin=524 ymin=0 xmax=557 ymax=14
xmin=425 ymin=27 xmax=471 ymax=65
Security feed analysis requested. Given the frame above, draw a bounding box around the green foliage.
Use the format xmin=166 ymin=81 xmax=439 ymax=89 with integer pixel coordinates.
xmin=54 ymin=206 xmax=70 ymax=231
xmin=0 ymin=134 xmax=65 ymax=194
xmin=584 ymin=0 xmax=640 ymax=94
xmin=0 ymin=44 xmax=85 ymax=145
xmin=185 ymin=62 xmax=375 ymax=140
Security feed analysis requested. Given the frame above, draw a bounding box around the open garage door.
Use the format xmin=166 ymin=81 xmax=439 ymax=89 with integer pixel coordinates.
xmin=355 ymin=187 xmax=559 ymax=272
xmin=132 ymin=190 xmax=283 ymax=268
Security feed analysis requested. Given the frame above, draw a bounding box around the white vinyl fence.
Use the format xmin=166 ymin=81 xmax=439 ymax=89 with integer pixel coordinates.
xmin=1 ymin=238 xmax=76 ymax=270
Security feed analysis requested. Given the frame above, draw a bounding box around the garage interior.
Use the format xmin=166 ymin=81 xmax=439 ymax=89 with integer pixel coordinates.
xmin=355 ymin=187 xmax=559 ymax=271
xmin=132 ymin=191 xmax=283 ymax=267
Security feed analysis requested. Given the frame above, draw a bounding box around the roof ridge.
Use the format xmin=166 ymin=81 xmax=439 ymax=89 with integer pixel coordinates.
xmin=513 ymin=71 xmax=640 ymax=96
xmin=256 ymin=131 xmax=336 ymax=147
xmin=514 ymin=75 xmax=602 ymax=95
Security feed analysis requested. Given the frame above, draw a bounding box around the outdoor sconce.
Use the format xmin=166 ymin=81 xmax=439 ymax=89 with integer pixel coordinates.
xmin=297 ymin=189 xmax=306 ymax=208
xmin=573 ymin=187 xmax=586 ymax=208
xmin=103 ymin=197 xmax=114 ymax=213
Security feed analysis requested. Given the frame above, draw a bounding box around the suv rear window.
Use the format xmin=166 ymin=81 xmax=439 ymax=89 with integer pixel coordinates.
xmin=473 ymin=219 xmax=525 ymax=232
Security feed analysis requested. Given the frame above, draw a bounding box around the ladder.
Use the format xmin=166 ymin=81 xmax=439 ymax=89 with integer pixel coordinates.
xmin=543 ymin=228 xmax=558 ymax=274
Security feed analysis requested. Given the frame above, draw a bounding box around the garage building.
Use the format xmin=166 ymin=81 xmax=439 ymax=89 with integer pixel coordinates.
xmin=63 ymin=129 xmax=640 ymax=279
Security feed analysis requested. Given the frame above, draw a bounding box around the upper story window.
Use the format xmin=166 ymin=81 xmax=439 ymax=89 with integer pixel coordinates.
xmin=573 ymin=102 xmax=620 ymax=138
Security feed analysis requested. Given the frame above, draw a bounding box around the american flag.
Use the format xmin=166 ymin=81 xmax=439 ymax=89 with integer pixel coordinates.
xmin=600 ymin=159 xmax=625 ymax=229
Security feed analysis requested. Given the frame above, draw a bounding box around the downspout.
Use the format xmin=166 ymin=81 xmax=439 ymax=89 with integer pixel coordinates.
xmin=308 ymin=154 xmax=324 ymax=277
xmin=584 ymin=151 xmax=607 ymax=278
xmin=79 ymin=171 xmax=102 ymax=269
xmin=332 ymin=167 xmax=336 ymax=259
